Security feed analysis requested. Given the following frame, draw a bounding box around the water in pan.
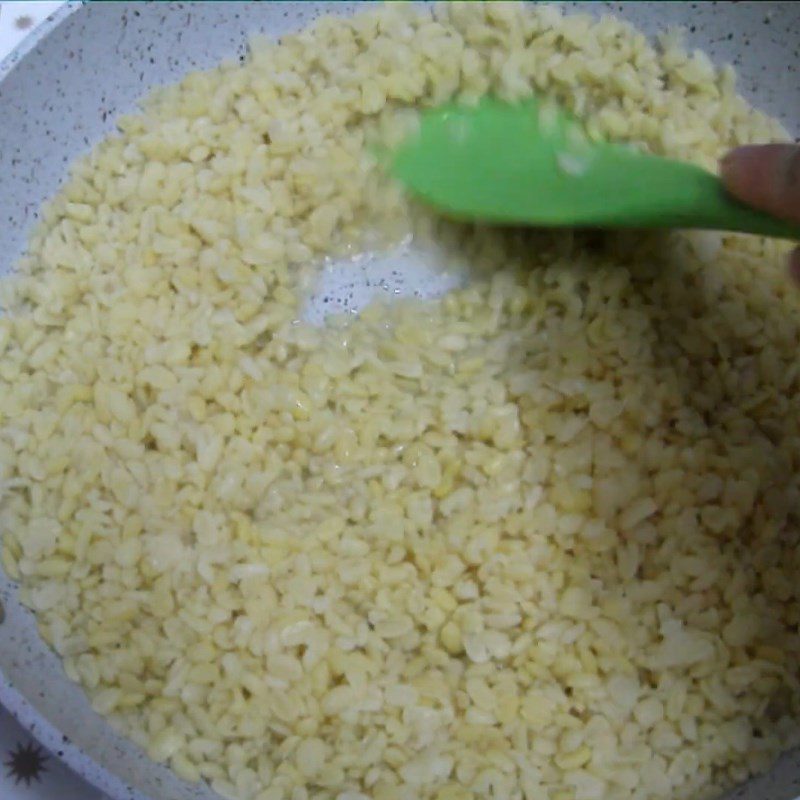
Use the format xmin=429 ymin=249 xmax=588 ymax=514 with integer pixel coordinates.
xmin=0 ymin=4 xmax=799 ymax=800
xmin=303 ymin=237 xmax=466 ymax=326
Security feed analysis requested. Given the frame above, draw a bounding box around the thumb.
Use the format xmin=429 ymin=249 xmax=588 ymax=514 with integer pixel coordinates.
xmin=720 ymin=144 xmax=800 ymax=225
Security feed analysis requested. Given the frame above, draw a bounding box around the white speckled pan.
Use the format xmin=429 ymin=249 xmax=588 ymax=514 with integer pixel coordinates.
xmin=0 ymin=3 xmax=799 ymax=800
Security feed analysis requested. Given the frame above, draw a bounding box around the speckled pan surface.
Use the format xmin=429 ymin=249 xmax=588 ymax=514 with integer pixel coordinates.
xmin=0 ymin=3 xmax=799 ymax=800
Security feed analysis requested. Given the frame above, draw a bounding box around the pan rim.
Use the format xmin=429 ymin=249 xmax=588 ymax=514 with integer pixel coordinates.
xmin=0 ymin=7 xmax=144 ymax=800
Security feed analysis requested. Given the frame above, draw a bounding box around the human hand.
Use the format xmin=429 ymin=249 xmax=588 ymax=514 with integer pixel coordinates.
xmin=720 ymin=144 xmax=800 ymax=281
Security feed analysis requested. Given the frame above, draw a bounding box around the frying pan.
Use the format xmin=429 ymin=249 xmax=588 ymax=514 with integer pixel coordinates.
xmin=1 ymin=3 xmax=799 ymax=800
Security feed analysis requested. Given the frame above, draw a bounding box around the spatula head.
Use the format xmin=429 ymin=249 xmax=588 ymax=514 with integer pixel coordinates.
xmin=391 ymin=98 xmax=800 ymax=240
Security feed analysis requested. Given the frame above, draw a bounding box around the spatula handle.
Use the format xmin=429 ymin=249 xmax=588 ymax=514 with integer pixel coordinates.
xmin=616 ymin=155 xmax=800 ymax=239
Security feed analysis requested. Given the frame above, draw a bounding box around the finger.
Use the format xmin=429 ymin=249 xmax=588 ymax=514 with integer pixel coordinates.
xmin=720 ymin=144 xmax=800 ymax=225
xmin=789 ymin=247 xmax=800 ymax=285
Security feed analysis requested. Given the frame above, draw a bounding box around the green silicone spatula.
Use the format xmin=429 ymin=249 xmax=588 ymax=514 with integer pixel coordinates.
xmin=391 ymin=97 xmax=800 ymax=239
